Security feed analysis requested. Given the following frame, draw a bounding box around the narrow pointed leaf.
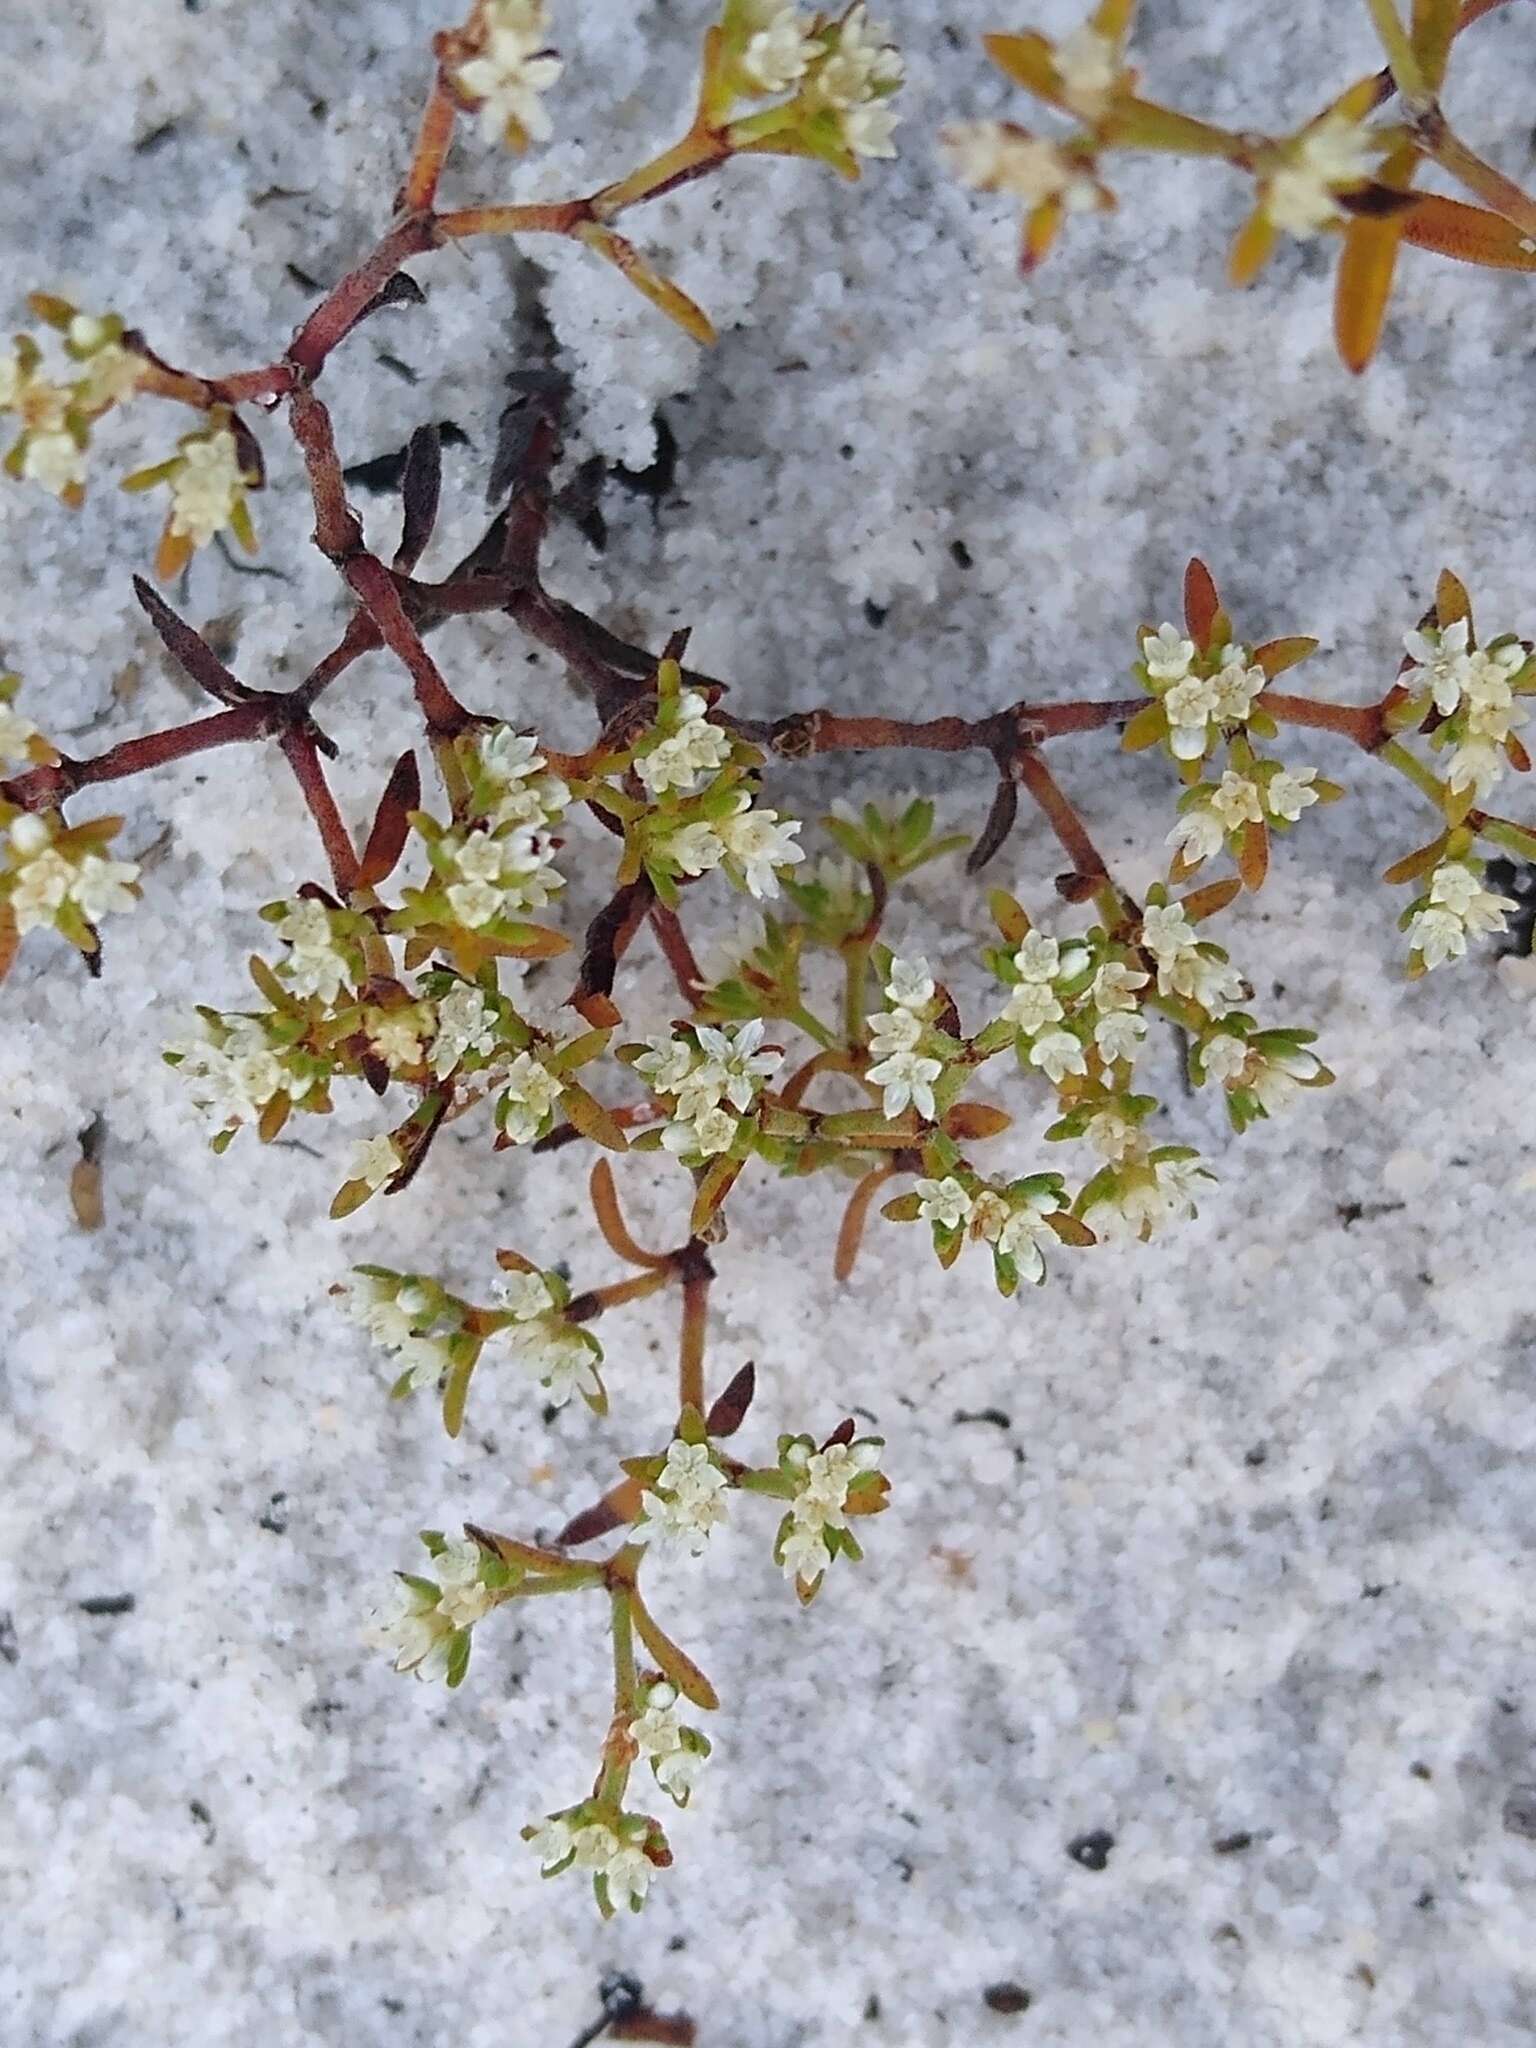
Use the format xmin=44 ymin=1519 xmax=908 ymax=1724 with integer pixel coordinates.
xmin=982 ymin=30 xmax=1064 ymax=102
xmin=1252 ymin=636 xmax=1319 ymax=679
xmin=630 ymin=1593 xmax=720 ymax=1711
xmin=1109 ymin=96 xmax=1243 ymax=158
xmin=1411 ymin=0 xmax=1458 ymax=87
xmin=358 ymin=750 xmax=420 ymax=887
xmin=1228 ymin=209 xmax=1277 ymax=287
xmin=705 ymin=1360 xmax=756 ymax=1438
xmin=557 ymin=1476 xmax=642 ymax=1547
xmin=394 ymin=423 xmax=442 ymax=575
xmin=1183 ymin=558 xmax=1220 ymax=649
xmin=1399 ymin=193 xmax=1536 ymax=271
xmin=576 ymin=224 xmax=716 ymax=344
xmin=1434 ymin=568 xmax=1472 ymax=631
xmin=560 ymin=1079 xmax=629 ymax=1153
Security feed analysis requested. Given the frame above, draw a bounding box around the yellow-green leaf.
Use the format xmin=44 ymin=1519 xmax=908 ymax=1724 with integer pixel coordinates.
xmin=630 ymin=1592 xmax=720 ymax=1711
xmin=1121 ymin=701 xmax=1166 ymax=752
xmin=1411 ymin=0 xmax=1458 ymax=88
xmin=1108 ymin=95 xmax=1243 ymax=159
xmin=982 ymin=30 xmax=1063 ymax=102
xmin=575 ymin=223 xmax=717 ymax=345
xmin=559 ymin=1079 xmax=630 ymax=1153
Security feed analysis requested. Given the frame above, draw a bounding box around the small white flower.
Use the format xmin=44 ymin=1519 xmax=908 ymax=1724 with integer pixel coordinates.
xmin=365 ymin=1578 xmax=454 ymax=1683
xmin=274 ymin=898 xmax=352 ymax=1005
xmin=663 ymin=820 xmax=725 ymax=878
xmin=1403 ymin=618 xmax=1473 ymax=716
xmin=993 ymin=1195 xmax=1060 ymax=1284
xmin=1093 ymin=1010 xmax=1145 ymax=1063
xmin=499 ymin=1050 xmax=562 ymax=1144
xmin=507 ymin=1318 xmax=600 ymax=1407
xmin=433 ymin=1538 xmax=495 ymax=1628
xmin=1408 ymin=904 xmax=1466 ymax=970
xmin=1029 ymin=1027 xmax=1087 ymax=1085
xmin=635 ymin=1439 xmax=730 ymax=1557
xmin=168 ymin=430 xmax=246 ymax=546
xmin=1163 ymin=672 xmax=1221 ymax=759
xmin=634 ymin=1032 xmax=698 ymax=1097
xmin=67 ymin=853 xmax=138 ymax=924
xmin=1265 ymin=766 xmax=1320 ymax=823
xmin=662 ymin=1103 xmax=738 ymax=1158
xmin=941 ymin=124 xmax=1094 ymax=207
xmin=1200 ymin=1033 xmax=1250 ymax=1087
xmin=779 ymin=1515 xmax=832 ymax=1585
xmin=352 ymin=1135 xmax=400 ymax=1191
xmin=1209 ymin=772 xmax=1263 ymax=832
xmin=866 ymin=1047 xmax=942 ymax=1120
xmin=740 ymin=3 xmax=818 ymax=93
xmin=718 ymin=805 xmax=804 ymax=899
xmin=1092 ymin=960 xmax=1149 ymax=1012
xmin=454 ymin=0 xmax=563 ymax=146
xmin=446 ymin=878 xmax=504 ymax=928
xmin=494 ymin=1269 xmax=555 ymax=1321
xmin=1053 ymin=24 xmax=1118 ymax=115
xmin=1013 ymin=930 xmax=1061 ymax=983
xmin=694 ymin=1019 xmax=780 ymax=1109
xmin=1267 ymin=115 xmax=1381 ymax=236
xmin=21 ymin=429 xmax=85 ymax=499
xmin=1142 ymin=622 xmax=1195 ymax=683
xmin=527 ymin=1815 xmax=576 ymax=1872
xmin=1210 ymin=656 xmax=1267 ymax=725
xmin=429 ymin=983 xmax=499 ymax=1079
xmin=885 ymin=955 xmax=935 ymax=1009
xmin=0 ymin=702 xmax=38 ymax=764
xmin=1086 ymin=1109 xmax=1134 ymax=1161
xmin=915 ymin=1175 xmax=971 ymax=1230
xmin=1446 ymin=739 xmax=1504 ymax=801
xmin=868 ymin=1004 xmax=923 ymax=1056
xmin=1140 ymin=902 xmax=1196 ymax=961
xmin=1003 ymin=981 xmax=1064 ymax=1036
xmin=1163 ymin=798 xmax=1228 ymax=864
xmin=10 ymin=847 xmax=77 ymax=931
xmin=635 ymin=694 xmax=732 ymax=796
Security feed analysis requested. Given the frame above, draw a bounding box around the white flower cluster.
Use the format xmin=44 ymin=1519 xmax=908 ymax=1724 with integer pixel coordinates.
xmin=1080 ymin=1147 xmax=1208 ymax=1245
xmin=350 ymin=1133 xmax=403 ymax=1192
xmin=342 ymin=1270 xmax=451 ymax=1391
xmin=1000 ymin=930 xmax=1149 ymax=1081
xmin=1140 ymin=625 xmax=1268 ymax=762
xmin=806 ymin=4 xmax=903 ymax=159
xmin=1402 ymin=621 xmax=1529 ymax=803
xmin=0 ymin=693 xmax=40 ymax=767
xmin=439 ymin=822 xmax=562 ymax=929
xmin=1052 ymin=23 xmax=1119 ymax=116
xmin=3 ymin=813 xmax=138 ymax=933
xmin=453 ymin=0 xmax=562 ymax=145
xmin=365 ymin=1001 xmax=433 ymax=1073
xmin=1405 ymin=859 xmax=1516 ymax=971
xmin=366 ymin=1538 xmax=494 ymax=1683
xmin=491 ymin=1270 xmax=602 ymax=1406
xmin=941 ymin=123 xmax=1099 ymax=213
xmin=634 ymin=1439 xmax=730 ymax=1557
xmin=866 ymin=954 xmax=944 ymax=1119
xmin=427 ymin=981 xmax=500 ymax=1079
xmin=635 ymin=1019 xmax=780 ymax=1158
xmin=168 ymin=429 xmax=247 ymax=548
xmin=0 ymin=347 xmax=88 ymax=499
xmin=1267 ymin=116 xmax=1381 ymax=236
xmin=526 ymin=1811 xmax=657 ymax=1913
xmin=473 ymin=725 xmax=570 ymax=831
xmin=1199 ymin=1028 xmax=1326 ymax=1117
xmin=1140 ymin=901 xmax=1245 ymax=1018
xmin=1168 ymin=765 xmax=1320 ymax=865
xmin=497 ymin=1048 xmax=563 ymax=1143
xmin=271 ymin=898 xmax=356 ymax=1005
xmin=634 ymin=690 xmax=733 ymax=797
xmin=663 ymin=792 xmax=805 ymax=900
xmin=913 ymin=1176 xmax=1063 ymax=1283
xmin=736 ymin=0 xmax=819 ymax=94
xmin=776 ymin=1433 xmax=885 ymax=1589
xmin=628 ymin=1681 xmax=709 ymax=1806
xmin=167 ymin=1013 xmax=322 ymax=1128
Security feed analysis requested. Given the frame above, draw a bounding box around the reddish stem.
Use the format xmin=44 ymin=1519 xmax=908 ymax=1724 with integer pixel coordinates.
xmin=280 ymin=731 xmax=360 ymax=893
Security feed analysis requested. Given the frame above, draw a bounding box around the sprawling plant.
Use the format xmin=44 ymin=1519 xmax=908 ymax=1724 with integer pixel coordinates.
xmin=3 ymin=0 xmax=1534 ymax=1916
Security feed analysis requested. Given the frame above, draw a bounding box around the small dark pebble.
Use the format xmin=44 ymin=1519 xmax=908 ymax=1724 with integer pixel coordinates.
xmin=863 ymin=1993 xmax=882 ymax=2021
xmin=1243 ymin=1444 xmax=1267 ymax=1468
xmin=983 ymin=1982 xmax=1032 ymax=2015
xmin=1067 ymin=1830 xmax=1114 ymax=1871
xmin=1409 ymin=1761 xmax=1432 ymax=1781
xmin=1503 ymin=1785 xmax=1536 ymax=1840
xmin=1213 ymin=1831 xmax=1253 ymax=1856
xmin=950 ymin=539 xmax=975 ymax=570
xmin=78 ymin=1594 xmax=135 ymax=1617
xmin=953 ymin=1406 xmax=1012 ymax=1430
xmin=258 ymin=1492 xmax=289 ymax=1535
xmin=0 ymin=1612 xmax=17 ymax=1665
xmin=863 ymin=599 xmax=889 ymax=628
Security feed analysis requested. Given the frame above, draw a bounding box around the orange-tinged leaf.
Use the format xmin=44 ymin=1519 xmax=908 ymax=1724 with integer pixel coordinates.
xmin=705 ymin=1361 xmax=756 ymax=1438
xmin=328 ymin=1176 xmax=373 ymax=1220
xmin=988 ymin=888 xmax=1030 ymax=945
xmin=1048 ymin=1209 xmax=1096 ymax=1247
xmin=358 ymin=750 xmax=420 ymax=889
xmin=982 ymin=30 xmax=1063 ymax=101
xmin=834 ymin=1167 xmax=890 ymax=1283
xmin=943 ymin=1101 xmax=1013 ymax=1141
xmin=1109 ymin=95 xmax=1242 ymax=158
xmin=1183 ymin=558 xmax=1220 ymax=649
xmin=1335 ymin=209 xmax=1407 ymax=373
xmin=1021 ymin=195 xmax=1064 ymax=274
xmin=1181 ymin=876 xmax=1243 ymax=922
xmin=558 ymin=1476 xmax=641 ymax=1547
xmin=1253 ymin=636 xmax=1319 ymax=679
xmin=1228 ymin=208 xmax=1277 ymax=287
xmin=0 ymin=905 xmax=17 ymax=984
xmin=689 ymin=1152 xmax=744 ymax=1235
xmin=559 ymin=1079 xmax=630 ymax=1153
xmin=1399 ymin=193 xmax=1536 ymax=271
xmin=576 ymin=223 xmax=716 ymax=344
xmin=1435 ymin=568 xmax=1472 ymax=633
xmin=1237 ymin=819 xmax=1270 ymax=892
xmin=155 ymin=527 xmax=194 ymax=581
